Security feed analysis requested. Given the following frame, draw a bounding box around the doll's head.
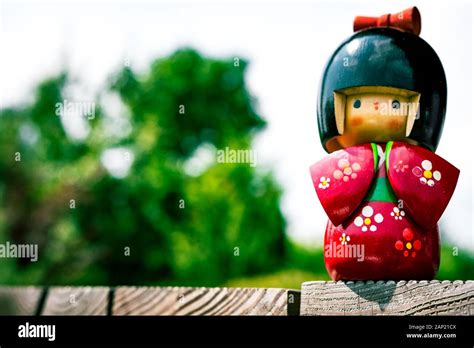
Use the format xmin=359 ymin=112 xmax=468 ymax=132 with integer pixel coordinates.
xmin=317 ymin=8 xmax=447 ymax=153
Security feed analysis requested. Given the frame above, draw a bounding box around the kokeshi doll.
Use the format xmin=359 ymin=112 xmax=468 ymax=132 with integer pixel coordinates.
xmin=309 ymin=7 xmax=460 ymax=280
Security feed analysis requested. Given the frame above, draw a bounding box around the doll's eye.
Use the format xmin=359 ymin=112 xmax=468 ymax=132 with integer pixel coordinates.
xmin=353 ymin=99 xmax=361 ymax=109
xmin=392 ymin=100 xmax=400 ymax=109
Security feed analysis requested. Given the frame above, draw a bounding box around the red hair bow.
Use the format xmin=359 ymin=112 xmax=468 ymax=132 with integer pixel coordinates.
xmin=353 ymin=6 xmax=421 ymax=36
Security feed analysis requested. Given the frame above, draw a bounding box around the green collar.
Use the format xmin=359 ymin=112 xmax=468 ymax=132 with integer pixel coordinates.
xmin=364 ymin=142 xmax=397 ymax=203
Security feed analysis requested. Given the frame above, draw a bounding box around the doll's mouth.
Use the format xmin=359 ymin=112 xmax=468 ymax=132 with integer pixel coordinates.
xmin=374 ymin=101 xmax=379 ymax=110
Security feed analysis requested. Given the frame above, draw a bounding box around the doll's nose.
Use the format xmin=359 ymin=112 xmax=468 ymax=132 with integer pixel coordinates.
xmin=374 ymin=101 xmax=379 ymax=110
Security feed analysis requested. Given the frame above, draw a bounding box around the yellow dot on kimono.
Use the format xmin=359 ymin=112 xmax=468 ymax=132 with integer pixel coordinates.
xmin=364 ymin=218 xmax=371 ymax=225
xmin=424 ymin=170 xmax=432 ymax=179
xmin=406 ymin=242 xmax=412 ymax=250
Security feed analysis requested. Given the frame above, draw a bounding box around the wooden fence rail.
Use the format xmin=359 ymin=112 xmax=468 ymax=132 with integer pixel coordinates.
xmin=0 ymin=281 xmax=472 ymax=316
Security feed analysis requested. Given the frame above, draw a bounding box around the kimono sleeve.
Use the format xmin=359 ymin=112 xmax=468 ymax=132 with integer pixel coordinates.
xmin=309 ymin=143 xmax=377 ymax=227
xmin=386 ymin=141 xmax=460 ymax=229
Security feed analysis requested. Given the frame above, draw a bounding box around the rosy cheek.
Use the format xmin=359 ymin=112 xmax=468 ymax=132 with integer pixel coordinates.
xmin=388 ymin=118 xmax=403 ymax=129
xmin=350 ymin=116 xmax=364 ymax=126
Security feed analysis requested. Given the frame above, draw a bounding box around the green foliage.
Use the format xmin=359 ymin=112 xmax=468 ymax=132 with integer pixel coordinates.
xmin=226 ymin=269 xmax=327 ymax=289
xmin=437 ymin=245 xmax=474 ymax=280
xmin=0 ymin=48 xmax=286 ymax=286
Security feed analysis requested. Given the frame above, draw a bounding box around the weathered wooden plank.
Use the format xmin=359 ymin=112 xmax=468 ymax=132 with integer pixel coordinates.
xmin=301 ymin=280 xmax=474 ymax=315
xmin=41 ymin=287 xmax=109 ymax=315
xmin=0 ymin=287 xmax=43 ymax=315
xmin=113 ymin=287 xmax=290 ymax=316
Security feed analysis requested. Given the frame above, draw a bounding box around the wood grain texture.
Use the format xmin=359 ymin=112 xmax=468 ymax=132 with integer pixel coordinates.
xmin=301 ymin=280 xmax=474 ymax=316
xmin=1 ymin=282 xmax=473 ymax=316
xmin=0 ymin=287 xmax=43 ymax=315
xmin=113 ymin=287 xmax=289 ymax=316
xmin=41 ymin=287 xmax=109 ymax=315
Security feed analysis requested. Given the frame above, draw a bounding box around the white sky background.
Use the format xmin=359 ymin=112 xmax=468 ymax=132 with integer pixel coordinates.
xmin=1 ymin=0 xmax=473 ymax=251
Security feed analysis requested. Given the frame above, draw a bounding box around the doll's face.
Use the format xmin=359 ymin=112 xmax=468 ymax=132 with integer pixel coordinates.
xmin=327 ymin=86 xmax=421 ymax=151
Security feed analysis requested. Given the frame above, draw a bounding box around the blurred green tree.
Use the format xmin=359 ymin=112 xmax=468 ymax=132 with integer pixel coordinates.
xmin=0 ymin=48 xmax=286 ymax=285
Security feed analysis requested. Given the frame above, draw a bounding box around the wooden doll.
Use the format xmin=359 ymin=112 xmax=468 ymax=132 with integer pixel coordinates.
xmin=310 ymin=7 xmax=459 ymax=280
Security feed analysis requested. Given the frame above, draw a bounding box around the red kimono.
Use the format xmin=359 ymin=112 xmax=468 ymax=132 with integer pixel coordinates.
xmin=310 ymin=141 xmax=459 ymax=280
